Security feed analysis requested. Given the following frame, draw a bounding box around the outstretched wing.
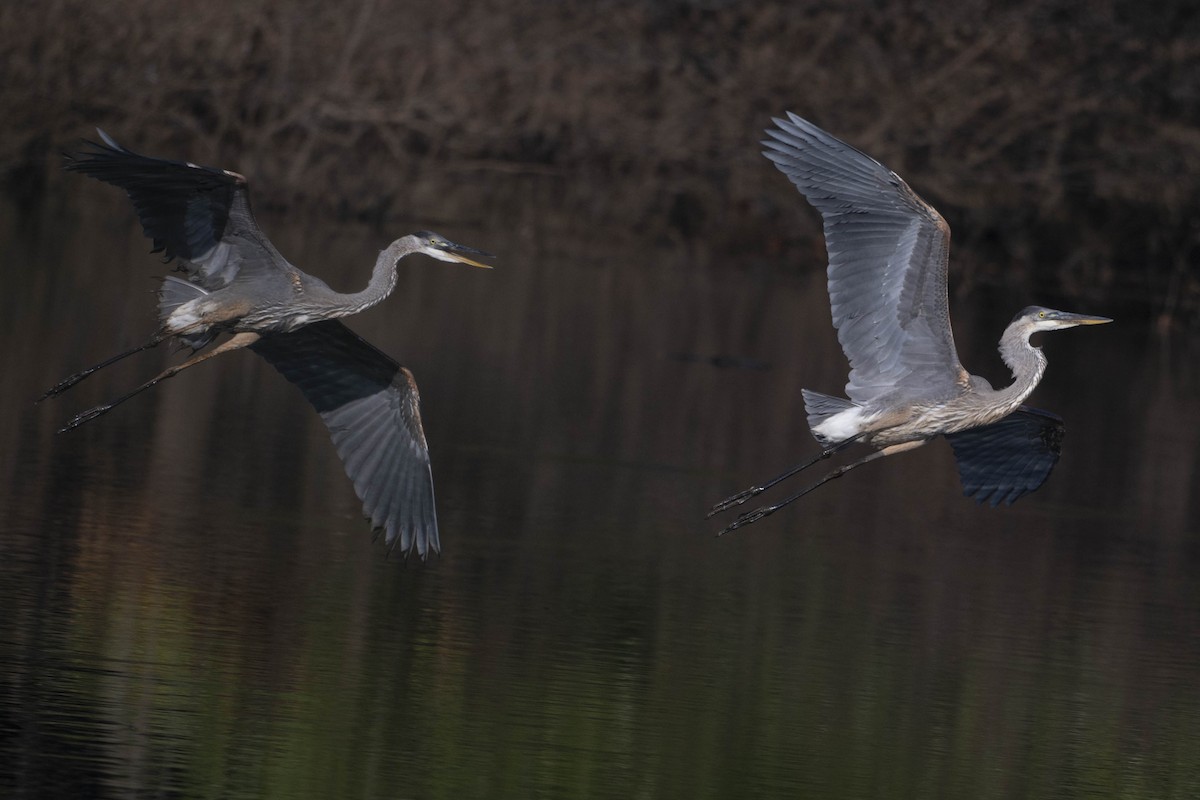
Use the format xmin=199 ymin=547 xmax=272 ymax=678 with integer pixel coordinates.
xmin=945 ymin=407 xmax=1064 ymax=506
xmin=763 ymin=113 xmax=968 ymax=404
xmin=249 ymin=321 xmax=440 ymax=559
xmin=64 ymin=130 xmax=292 ymax=291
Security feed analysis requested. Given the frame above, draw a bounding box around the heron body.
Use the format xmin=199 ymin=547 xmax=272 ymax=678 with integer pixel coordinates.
xmin=804 ymin=307 xmax=1054 ymax=447
xmin=160 ymin=235 xmax=423 ymax=336
xmin=43 ymin=131 xmax=494 ymax=559
xmin=710 ymin=114 xmax=1110 ymax=532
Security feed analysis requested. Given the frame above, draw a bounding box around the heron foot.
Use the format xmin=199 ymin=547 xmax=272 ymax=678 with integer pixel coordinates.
xmin=39 ymin=372 xmax=90 ymax=401
xmin=59 ymin=403 xmax=113 ymax=433
xmin=716 ymin=504 xmax=775 ymax=536
xmin=707 ymin=486 xmax=764 ymax=517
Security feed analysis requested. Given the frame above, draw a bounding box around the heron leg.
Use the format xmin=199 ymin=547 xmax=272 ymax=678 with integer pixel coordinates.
xmin=707 ymin=434 xmax=865 ymax=517
xmin=716 ymin=440 xmax=925 ymax=536
xmin=39 ymin=335 xmax=169 ymax=401
xmin=58 ymin=332 xmax=261 ymax=433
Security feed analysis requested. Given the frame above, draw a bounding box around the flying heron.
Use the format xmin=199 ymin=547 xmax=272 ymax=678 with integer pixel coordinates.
xmin=41 ymin=131 xmax=494 ymax=559
xmin=709 ymin=113 xmax=1111 ymax=534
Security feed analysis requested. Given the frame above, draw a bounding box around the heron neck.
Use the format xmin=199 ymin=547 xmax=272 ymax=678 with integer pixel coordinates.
xmin=991 ymin=321 xmax=1047 ymax=412
xmin=339 ymin=238 xmax=414 ymax=315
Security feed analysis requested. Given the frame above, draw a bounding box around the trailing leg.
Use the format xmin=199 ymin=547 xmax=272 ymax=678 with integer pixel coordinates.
xmin=716 ymin=440 xmax=925 ymax=535
xmin=39 ymin=335 xmax=168 ymax=400
xmin=58 ymin=332 xmax=260 ymax=432
xmin=707 ymin=434 xmax=864 ymax=517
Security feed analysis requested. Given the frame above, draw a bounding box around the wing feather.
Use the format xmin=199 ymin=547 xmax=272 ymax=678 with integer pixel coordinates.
xmin=945 ymin=407 xmax=1064 ymax=506
xmin=763 ymin=113 xmax=967 ymax=404
xmin=64 ymin=130 xmax=293 ymax=292
xmin=249 ymin=320 xmax=440 ymax=559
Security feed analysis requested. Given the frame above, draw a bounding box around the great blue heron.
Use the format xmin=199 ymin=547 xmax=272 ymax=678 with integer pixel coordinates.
xmin=41 ymin=131 xmax=494 ymax=559
xmin=709 ymin=114 xmax=1111 ymax=534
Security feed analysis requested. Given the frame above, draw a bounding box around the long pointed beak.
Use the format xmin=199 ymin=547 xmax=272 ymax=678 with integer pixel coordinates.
xmin=1059 ymin=313 xmax=1113 ymax=326
xmin=441 ymin=241 xmax=495 ymax=269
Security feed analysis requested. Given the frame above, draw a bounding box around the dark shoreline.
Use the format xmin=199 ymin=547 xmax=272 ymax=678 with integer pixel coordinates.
xmin=4 ymin=0 xmax=1196 ymax=326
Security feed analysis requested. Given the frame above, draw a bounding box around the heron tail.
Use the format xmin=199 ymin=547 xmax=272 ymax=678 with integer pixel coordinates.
xmin=801 ymin=389 xmax=856 ymax=443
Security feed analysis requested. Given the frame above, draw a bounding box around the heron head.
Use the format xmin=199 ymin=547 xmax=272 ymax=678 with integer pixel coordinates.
xmin=1016 ymin=306 xmax=1112 ymax=333
xmin=411 ymin=230 xmax=494 ymax=268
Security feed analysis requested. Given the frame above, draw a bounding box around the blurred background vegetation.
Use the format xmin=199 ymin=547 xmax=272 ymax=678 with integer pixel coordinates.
xmin=3 ymin=0 xmax=1197 ymax=327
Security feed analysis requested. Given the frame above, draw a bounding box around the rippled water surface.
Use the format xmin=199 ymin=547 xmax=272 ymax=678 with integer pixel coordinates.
xmin=1 ymin=189 xmax=1198 ymax=799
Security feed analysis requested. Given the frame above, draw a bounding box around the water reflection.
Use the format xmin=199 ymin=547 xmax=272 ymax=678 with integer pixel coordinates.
xmin=1 ymin=189 xmax=1198 ymax=799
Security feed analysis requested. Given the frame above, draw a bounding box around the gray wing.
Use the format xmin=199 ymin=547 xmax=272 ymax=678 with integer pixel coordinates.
xmin=64 ymin=130 xmax=291 ymax=291
xmin=945 ymin=407 xmax=1064 ymax=506
xmin=249 ymin=320 xmax=440 ymax=559
xmin=763 ymin=113 xmax=969 ymax=404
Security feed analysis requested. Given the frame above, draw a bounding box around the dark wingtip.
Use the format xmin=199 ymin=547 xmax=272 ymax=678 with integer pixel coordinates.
xmin=63 ymin=128 xmax=124 ymax=173
xmin=380 ymin=527 xmax=437 ymax=564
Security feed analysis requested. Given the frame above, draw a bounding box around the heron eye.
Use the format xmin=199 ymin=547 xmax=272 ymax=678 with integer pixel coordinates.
xmin=1038 ymin=311 xmax=1045 ymax=318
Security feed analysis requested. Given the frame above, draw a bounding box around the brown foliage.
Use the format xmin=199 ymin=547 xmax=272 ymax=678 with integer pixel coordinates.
xmin=3 ymin=0 xmax=1198 ymax=324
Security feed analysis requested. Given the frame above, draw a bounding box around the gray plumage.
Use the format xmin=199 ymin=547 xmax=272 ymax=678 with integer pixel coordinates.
xmin=44 ymin=131 xmax=493 ymax=559
xmin=710 ymin=113 xmax=1110 ymax=532
xmin=250 ymin=320 xmax=438 ymax=556
xmin=764 ymin=113 xmax=965 ymax=408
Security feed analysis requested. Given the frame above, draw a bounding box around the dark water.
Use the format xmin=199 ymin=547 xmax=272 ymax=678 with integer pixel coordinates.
xmin=1 ymin=188 xmax=1198 ymax=799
